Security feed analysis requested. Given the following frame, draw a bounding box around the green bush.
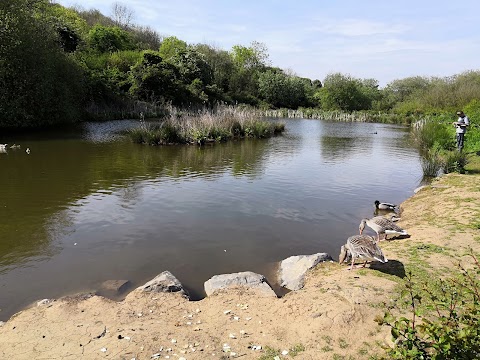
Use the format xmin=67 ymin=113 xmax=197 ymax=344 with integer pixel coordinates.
xmin=443 ymin=151 xmax=467 ymax=174
xmin=412 ymin=121 xmax=455 ymax=151
xmin=379 ymin=253 xmax=480 ymax=359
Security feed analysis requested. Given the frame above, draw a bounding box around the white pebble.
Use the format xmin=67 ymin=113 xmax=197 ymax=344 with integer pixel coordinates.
xmin=282 ymin=350 xmax=289 ymax=355
xmin=240 ymin=330 xmax=246 ymax=335
xmin=223 ymin=310 xmax=231 ymax=314
xmin=233 ymin=316 xmax=240 ymax=321
xmin=100 ymin=347 xmax=107 ymax=352
xmin=229 ymin=333 xmax=236 ymax=339
xmin=245 ymin=317 xmax=252 ymax=321
xmin=171 ymin=339 xmax=177 ymax=343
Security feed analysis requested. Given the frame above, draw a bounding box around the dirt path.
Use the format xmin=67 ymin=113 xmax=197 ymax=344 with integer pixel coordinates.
xmin=1 ymin=173 xmax=479 ymax=360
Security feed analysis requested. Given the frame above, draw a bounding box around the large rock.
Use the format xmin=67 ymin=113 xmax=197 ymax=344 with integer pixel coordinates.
xmin=279 ymin=253 xmax=332 ymax=291
xmin=98 ymin=280 xmax=130 ymax=296
xmin=204 ymin=271 xmax=276 ymax=297
xmin=137 ymin=271 xmax=189 ymax=298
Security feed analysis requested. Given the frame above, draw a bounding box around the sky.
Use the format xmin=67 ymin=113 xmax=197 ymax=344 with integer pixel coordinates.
xmin=55 ymin=0 xmax=479 ymax=86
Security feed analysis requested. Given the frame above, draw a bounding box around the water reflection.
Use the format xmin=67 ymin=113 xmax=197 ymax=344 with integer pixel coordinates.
xmin=0 ymin=119 xmax=422 ymax=320
xmin=320 ymin=136 xmax=371 ymax=162
xmin=0 ymin=135 xmax=275 ymax=290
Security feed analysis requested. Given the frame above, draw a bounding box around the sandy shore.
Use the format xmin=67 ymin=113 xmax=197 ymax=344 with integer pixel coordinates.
xmin=1 ymin=172 xmax=479 ymax=360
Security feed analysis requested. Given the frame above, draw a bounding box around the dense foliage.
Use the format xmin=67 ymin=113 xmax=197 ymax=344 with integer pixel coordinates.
xmin=1 ymin=1 xmax=480 ymax=129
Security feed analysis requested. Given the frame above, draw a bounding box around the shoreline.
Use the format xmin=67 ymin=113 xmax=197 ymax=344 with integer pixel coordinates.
xmin=1 ymin=172 xmax=479 ymax=359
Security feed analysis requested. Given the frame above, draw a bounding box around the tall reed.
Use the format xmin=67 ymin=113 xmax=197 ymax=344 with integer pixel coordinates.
xmin=265 ymin=108 xmax=412 ymax=124
xmin=129 ymin=105 xmax=285 ymax=145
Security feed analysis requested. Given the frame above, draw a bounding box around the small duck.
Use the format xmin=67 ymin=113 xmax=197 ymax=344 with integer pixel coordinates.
xmin=339 ymin=234 xmax=388 ymax=270
xmin=374 ymin=200 xmax=398 ymax=211
xmin=359 ymin=216 xmax=408 ymax=242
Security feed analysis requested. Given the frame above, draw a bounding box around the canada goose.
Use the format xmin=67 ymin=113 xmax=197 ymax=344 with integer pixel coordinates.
xmin=374 ymin=200 xmax=398 ymax=211
xmin=339 ymin=234 xmax=388 ymax=270
xmin=359 ymin=216 xmax=408 ymax=242
xmin=0 ymin=144 xmax=7 ymax=150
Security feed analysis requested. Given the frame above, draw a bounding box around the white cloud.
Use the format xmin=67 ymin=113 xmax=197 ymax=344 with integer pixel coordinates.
xmin=310 ymin=19 xmax=409 ymax=37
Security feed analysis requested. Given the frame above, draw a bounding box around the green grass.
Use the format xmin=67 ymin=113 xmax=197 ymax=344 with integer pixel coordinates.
xmin=338 ymin=338 xmax=349 ymax=349
xmin=257 ymin=346 xmax=281 ymax=360
xmin=289 ymin=343 xmax=305 ymax=357
xmin=257 ymin=343 xmax=305 ymax=359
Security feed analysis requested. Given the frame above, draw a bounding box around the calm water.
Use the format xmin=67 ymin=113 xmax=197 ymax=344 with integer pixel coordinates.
xmin=0 ymin=119 xmax=422 ymax=320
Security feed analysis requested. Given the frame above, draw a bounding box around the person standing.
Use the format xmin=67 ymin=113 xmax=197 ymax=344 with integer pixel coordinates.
xmin=453 ymin=110 xmax=470 ymax=151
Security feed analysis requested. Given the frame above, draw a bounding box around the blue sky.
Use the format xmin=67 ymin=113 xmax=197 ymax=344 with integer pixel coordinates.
xmin=55 ymin=0 xmax=479 ymax=86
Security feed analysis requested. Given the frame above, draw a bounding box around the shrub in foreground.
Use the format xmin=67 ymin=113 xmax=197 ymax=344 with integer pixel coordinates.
xmin=378 ymin=252 xmax=480 ymax=359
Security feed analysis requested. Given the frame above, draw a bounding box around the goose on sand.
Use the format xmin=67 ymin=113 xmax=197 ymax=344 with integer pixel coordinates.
xmin=339 ymin=234 xmax=388 ymax=270
xmin=359 ymin=216 xmax=408 ymax=242
xmin=374 ymin=200 xmax=398 ymax=211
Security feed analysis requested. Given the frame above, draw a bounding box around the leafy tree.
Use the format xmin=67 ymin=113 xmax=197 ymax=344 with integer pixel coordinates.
xmin=43 ymin=3 xmax=88 ymax=52
xmin=195 ymin=44 xmax=236 ymax=100
xmin=159 ymin=36 xmax=187 ymax=61
xmin=130 ymin=25 xmax=162 ymax=50
xmin=384 ymin=76 xmax=431 ymax=103
xmin=129 ymin=51 xmax=186 ymax=104
xmin=319 ymin=73 xmax=370 ymax=111
xmin=169 ymin=47 xmax=214 ymax=103
xmin=88 ymin=24 xmax=133 ymax=53
xmin=231 ymin=41 xmax=269 ymax=70
xmin=258 ymin=70 xmax=310 ymax=108
xmin=74 ymin=7 xmax=116 ymax=27
xmin=0 ymin=0 xmax=85 ymax=127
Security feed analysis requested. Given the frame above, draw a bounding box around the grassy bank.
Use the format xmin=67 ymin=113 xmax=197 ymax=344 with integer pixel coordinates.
xmin=128 ymin=106 xmax=285 ymax=145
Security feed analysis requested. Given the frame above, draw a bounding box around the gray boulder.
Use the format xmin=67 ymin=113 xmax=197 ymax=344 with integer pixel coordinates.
xmin=279 ymin=253 xmax=332 ymax=291
xmin=137 ymin=271 xmax=189 ymax=298
xmin=98 ymin=280 xmax=130 ymax=296
xmin=204 ymin=271 xmax=276 ymax=297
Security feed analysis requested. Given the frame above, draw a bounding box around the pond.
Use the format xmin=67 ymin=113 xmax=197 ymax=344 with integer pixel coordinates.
xmin=0 ymin=118 xmax=423 ymax=320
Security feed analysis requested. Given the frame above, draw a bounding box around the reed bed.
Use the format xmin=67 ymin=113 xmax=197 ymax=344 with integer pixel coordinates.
xmin=265 ymin=108 xmax=411 ymax=124
xmin=129 ymin=106 xmax=285 ymax=145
